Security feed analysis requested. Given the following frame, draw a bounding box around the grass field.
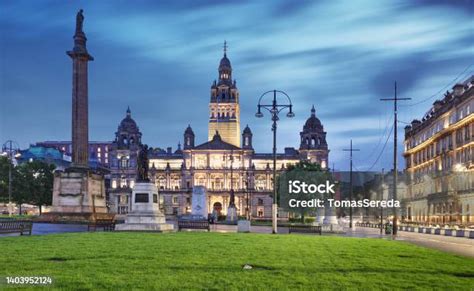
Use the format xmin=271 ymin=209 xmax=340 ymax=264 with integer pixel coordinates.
xmin=0 ymin=232 xmax=473 ymax=290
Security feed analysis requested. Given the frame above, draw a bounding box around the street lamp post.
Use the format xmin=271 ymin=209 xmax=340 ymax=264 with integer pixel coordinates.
xmin=256 ymin=90 xmax=294 ymax=234
xmin=343 ymin=140 xmax=359 ymax=229
xmin=2 ymin=140 xmax=21 ymax=217
xmin=245 ymin=169 xmax=251 ymax=220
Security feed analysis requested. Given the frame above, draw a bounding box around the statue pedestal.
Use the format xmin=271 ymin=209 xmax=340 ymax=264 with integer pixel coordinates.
xmin=226 ymin=205 xmax=238 ymax=224
xmin=116 ymin=182 xmax=174 ymax=232
xmin=191 ymin=186 xmax=208 ymax=219
xmin=43 ymin=167 xmax=107 ymax=222
xmin=316 ymin=208 xmax=324 ymax=224
xmin=238 ymin=220 xmax=251 ymax=232
xmin=323 ymin=207 xmax=338 ymax=225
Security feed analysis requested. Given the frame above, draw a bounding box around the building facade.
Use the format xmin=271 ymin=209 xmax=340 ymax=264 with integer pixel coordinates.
xmin=107 ymin=47 xmax=330 ymax=219
xmin=36 ymin=141 xmax=112 ymax=166
xmin=107 ymin=107 xmax=143 ymax=214
xmin=404 ymin=75 xmax=474 ymax=225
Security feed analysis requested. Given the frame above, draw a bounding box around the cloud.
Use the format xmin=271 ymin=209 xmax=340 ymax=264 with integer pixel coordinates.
xmin=1 ymin=0 xmax=473 ymax=172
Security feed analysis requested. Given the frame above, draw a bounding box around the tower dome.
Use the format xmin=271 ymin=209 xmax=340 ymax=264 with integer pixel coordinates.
xmin=219 ymin=54 xmax=232 ymax=70
xmin=218 ymin=41 xmax=232 ymax=85
xmin=243 ymin=125 xmax=252 ymax=134
xmin=118 ymin=106 xmax=139 ymax=133
xmin=114 ymin=107 xmax=142 ymax=149
xmin=242 ymin=125 xmax=253 ymax=149
xmin=299 ymin=105 xmax=329 ymax=168
xmin=185 ymin=124 xmax=194 ymax=136
xmin=184 ymin=124 xmax=195 ymax=149
xmin=303 ymin=105 xmax=323 ymax=132
xmin=300 ymin=105 xmax=327 ymax=150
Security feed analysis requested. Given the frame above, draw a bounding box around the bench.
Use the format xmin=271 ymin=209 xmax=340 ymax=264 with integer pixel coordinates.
xmin=178 ymin=220 xmax=210 ymax=231
xmin=0 ymin=220 xmax=33 ymax=235
xmin=88 ymin=219 xmax=116 ymax=231
xmin=288 ymin=225 xmax=322 ymax=235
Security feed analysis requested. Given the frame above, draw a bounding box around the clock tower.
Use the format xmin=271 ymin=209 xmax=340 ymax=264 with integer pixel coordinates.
xmin=208 ymin=41 xmax=241 ymax=147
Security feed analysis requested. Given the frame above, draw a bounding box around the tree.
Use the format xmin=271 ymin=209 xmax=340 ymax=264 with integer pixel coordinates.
xmin=0 ymin=156 xmax=11 ymax=203
xmin=279 ymin=161 xmax=335 ymax=223
xmin=28 ymin=161 xmax=55 ymax=214
xmin=12 ymin=164 xmax=30 ymax=215
xmin=12 ymin=161 xmax=55 ymax=215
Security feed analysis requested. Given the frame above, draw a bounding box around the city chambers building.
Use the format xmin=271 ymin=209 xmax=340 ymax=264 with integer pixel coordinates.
xmin=108 ymin=48 xmax=330 ymax=219
xmin=404 ymin=75 xmax=474 ymax=225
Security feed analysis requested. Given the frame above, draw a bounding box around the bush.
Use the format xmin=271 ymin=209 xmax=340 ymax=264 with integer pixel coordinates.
xmin=305 ymin=217 xmax=315 ymax=224
xmin=288 ymin=217 xmax=301 ymax=223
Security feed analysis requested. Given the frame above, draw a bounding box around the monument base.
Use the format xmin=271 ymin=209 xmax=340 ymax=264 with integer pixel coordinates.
xmin=237 ymin=220 xmax=251 ymax=232
xmin=226 ymin=205 xmax=238 ymax=224
xmin=36 ymin=212 xmax=113 ymax=223
xmin=115 ymin=182 xmax=174 ymax=232
xmin=42 ymin=167 xmax=107 ymax=222
xmin=115 ymin=222 xmax=174 ymax=232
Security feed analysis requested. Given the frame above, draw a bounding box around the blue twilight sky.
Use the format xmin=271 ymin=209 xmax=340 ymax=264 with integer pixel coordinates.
xmin=0 ymin=0 xmax=473 ymax=171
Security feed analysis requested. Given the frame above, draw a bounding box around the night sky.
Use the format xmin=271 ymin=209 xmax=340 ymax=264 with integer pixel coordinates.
xmin=1 ymin=0 xmax=473 ymax=171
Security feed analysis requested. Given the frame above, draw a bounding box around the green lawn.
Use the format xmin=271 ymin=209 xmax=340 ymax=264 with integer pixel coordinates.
xmin=0 ymin=232 xmax=473 ymax=290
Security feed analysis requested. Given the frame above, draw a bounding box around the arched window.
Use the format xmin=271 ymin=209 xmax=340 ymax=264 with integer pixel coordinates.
xmin=120 ymin=157 xmax=128 ymax=168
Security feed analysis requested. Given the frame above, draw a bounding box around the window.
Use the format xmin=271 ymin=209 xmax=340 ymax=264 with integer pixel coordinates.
xmin=120 ymin=157 xmax=128 ymax=168
xmin=257 ymin=207 xmax=264 ymax=217
xmin=172 ymin=196 xmax=179 ymax=204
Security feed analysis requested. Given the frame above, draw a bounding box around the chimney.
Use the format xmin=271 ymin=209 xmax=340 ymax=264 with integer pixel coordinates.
xmin=433 ymin=100 xmax=443 ymax=111
xmin=411 ymin=119 xmax=421 ymax=128
xmin=167 ymin=147 xmax=172 ymax=154
xmin=452 ymin=83 xmax=465 ymax=97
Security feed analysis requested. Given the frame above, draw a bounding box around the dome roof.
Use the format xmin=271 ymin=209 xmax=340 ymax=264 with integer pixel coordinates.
xmin=243 ymin=125 xmax=252 ymax=134
xmin=118 ymin=107 xmax=139 ymax=133
xmin=219 ymin=55 xmax=231 ymax=70
xmin=185 ymin=124 xmax=194 ymax=135
xmin=303 ymin=105 xmax=323 ymax=131
xmin=219 ymin=41 xmax=231 ymax=70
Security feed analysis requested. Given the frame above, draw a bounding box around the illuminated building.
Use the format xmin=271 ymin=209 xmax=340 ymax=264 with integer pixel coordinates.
xmin=108 ymin=45 xmax=330 ymax=219
xmin=404 ymin=75 xmax=474 ymax=225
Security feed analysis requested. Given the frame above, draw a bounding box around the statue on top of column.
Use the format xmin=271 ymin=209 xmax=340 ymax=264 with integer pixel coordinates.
xmin=76 ymin=9 xmax=84 ymax=34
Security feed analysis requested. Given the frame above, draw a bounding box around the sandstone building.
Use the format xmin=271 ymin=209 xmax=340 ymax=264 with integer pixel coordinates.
xmin=404 ymin=75 xmax=474 ymax=225
xmin=108 ymin=47 xmax=330 ymax=219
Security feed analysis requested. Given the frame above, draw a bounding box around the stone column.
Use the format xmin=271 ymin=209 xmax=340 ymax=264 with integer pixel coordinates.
xmin=67 ymin=9 xmax=93 ymax=168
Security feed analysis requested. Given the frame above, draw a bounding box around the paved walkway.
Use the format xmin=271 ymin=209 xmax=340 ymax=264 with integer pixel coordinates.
xmin=347 ymin=227 xmax=474 ymax=258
